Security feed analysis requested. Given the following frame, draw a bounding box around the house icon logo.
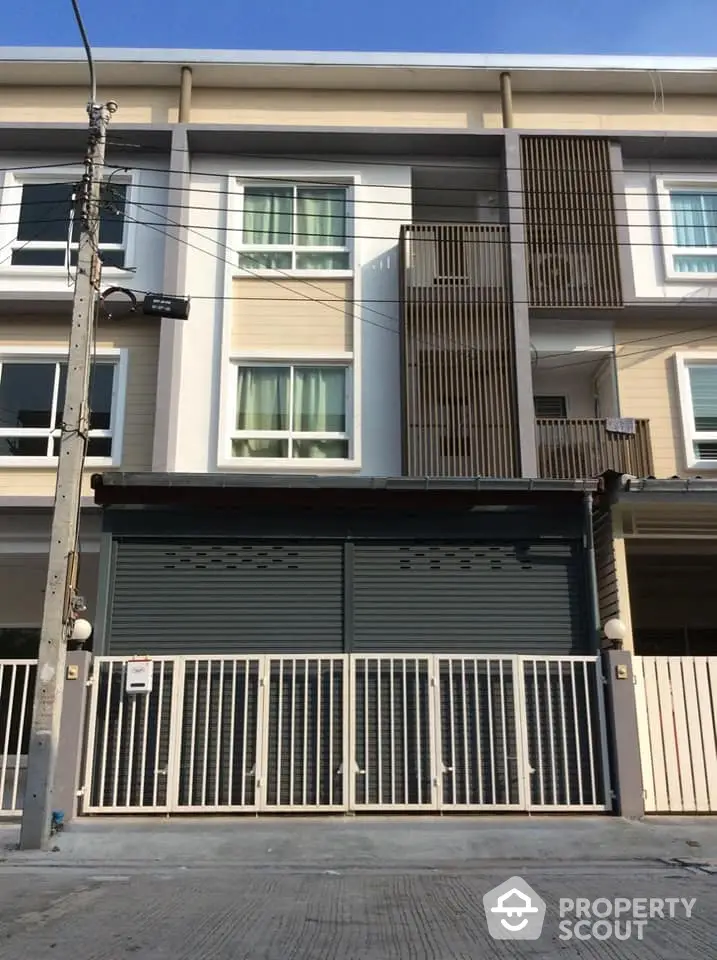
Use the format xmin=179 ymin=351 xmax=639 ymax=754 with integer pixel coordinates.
xmin=482 ymin=876 xmax=546 ymax=940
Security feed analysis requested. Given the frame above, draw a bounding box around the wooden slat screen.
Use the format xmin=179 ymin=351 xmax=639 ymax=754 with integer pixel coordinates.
xmin=400 ymin=223 xmax=519 ymax=478
xmin=521 ymin=137 xmax=622 ymax=308
xmin=536 ymin=418 xmax=653 ymax=479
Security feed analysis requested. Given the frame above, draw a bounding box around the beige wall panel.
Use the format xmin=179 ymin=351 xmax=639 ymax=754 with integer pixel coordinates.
xmin=482 ymin=94 xmax=717 ymax=131
xmin=0 ymin=86 xmax=178 ymax=124
xmin=0 ymin=317 xmax=159 ymax=497
xmin=615 ymin=319 xmax=717 ymax=479
xmin=231 ymin=278 xmax=353 ymax=353
xmin=0 ymin=554 xmax=98 ymax=624
xmin=191 ymin=88 xmax=486 ymax=128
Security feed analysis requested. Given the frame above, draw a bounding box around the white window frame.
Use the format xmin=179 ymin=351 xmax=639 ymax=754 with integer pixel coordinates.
xmin=0 ymin=346 xmax=127 ymax=468
xmin=0 ymin=167 xmax=135 ymax=275
xmin=657 ymin=176 xmax=717 ymax=282
xmin=675 ymin=351 xmax=717 ymax=469
xmin=223 ymin=356 xmax=355 ymax=468
xmin=233 ymin=179 xmax=353 ymax=278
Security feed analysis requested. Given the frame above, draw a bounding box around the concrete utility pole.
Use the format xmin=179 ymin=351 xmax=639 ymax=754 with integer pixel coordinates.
xmin=20 ymin=98 xmax=117 ymax=850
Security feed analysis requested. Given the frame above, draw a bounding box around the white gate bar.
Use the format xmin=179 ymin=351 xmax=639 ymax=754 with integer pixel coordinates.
xmin=0 ymin=660 xmax=35 ymax=817
xmin=697 ymin=660 xmax=717 ymax=810
xmin=669 ymin=658 xmax=695 ymax=811
xmin=177 ymin=656 xmax=261 ymax=812
xmin=261 ymin=655 xmax=346 ymax=812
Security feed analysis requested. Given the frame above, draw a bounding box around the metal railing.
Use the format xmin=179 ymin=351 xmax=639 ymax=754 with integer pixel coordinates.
xmin=0 ymin=660 xmax=36 ymax=817
xmin=536 ymin=418 xmax=653 ymax=480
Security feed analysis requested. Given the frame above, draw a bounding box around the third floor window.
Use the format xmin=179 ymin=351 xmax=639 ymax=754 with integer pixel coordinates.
xmin=668 ymin=189 xmax=717 ymax=277
xmin=237 ymin=182 xmax=350 ymax=273
xmin=9 ymin=180 xmax=128 ymax=269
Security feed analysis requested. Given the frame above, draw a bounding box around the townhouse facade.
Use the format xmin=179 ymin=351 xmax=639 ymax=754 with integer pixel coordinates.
xmin=1 ymin=49 xmax=717 ymax=819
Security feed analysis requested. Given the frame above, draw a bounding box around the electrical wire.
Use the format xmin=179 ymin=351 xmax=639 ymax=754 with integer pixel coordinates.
xmin=109 ymin=200 xmax=717 ymax=374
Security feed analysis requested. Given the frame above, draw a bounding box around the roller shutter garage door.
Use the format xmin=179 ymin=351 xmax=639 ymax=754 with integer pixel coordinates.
xmin=107 ymin=540 xmax=344 ymax=655
xmin=352 ymin=541 xmax=588 ymax=654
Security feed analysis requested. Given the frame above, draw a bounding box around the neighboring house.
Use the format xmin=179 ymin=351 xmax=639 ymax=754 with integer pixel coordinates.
xmin=1 ymin=49 xmax=717 ymax=819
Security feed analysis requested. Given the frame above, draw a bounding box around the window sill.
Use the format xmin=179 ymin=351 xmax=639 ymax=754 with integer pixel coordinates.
xmin=664 ymin=271 xmax=717 ymax=283
xmin=686 ymin=459 xmax=717 ymax=471
xmin=233 ymin=269 xmax=354 ymax=280
xmin=0 ymin=457 xmax=115 ymax=469
xmin=0 ymin=266 xmax=133 ymax=279
xmin=217 ymin=458 xmax=361 ymax=472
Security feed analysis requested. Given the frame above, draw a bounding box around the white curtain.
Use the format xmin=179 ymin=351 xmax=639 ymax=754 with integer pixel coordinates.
xmin=671 ymin=192 xmax=717 ymax=273
xmin=295 ymin=188 xmax=347 ymax=270
xmin=293 ymin=367 xmax=347 ymax=458
xmin=234 ymin=367 xmax=288 ymax=457
xmin=243 ymin=186 xmax=292 ymax=244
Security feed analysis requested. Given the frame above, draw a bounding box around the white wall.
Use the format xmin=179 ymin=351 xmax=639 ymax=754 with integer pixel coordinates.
xmin=624 ymin=160 xmax=717 ymax=301
xmin=173 ymin=157 xmax=412 ymax=476
xmin=532 ymin=367 xmax=597 ymax=418
xmin=0 ymin=153 xmax=169 ymax=299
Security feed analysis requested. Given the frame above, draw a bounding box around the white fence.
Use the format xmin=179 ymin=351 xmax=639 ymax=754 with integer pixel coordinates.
xmin=634 ymin=656 xmax=717 ymax=814
xmin=82 ymin=654 xmax=610 ymax=815
xmin=0 ymin=660 xmax=36 ymax=817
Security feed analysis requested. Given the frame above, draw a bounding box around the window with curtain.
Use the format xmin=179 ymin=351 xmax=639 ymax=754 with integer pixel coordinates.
xmin=669 ymin=190 xmax=717 ymax=276
xmin=237 ymin=182 xmax=349 ymax=272
xmin=686 ymin=362 xmax=717 ymax=462
xmin=231 ymin=363 xmax=349 ymax=459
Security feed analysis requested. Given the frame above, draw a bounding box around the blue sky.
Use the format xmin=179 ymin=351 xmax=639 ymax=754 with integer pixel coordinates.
xmin=4 ymin=0 xmax=717 ymax=55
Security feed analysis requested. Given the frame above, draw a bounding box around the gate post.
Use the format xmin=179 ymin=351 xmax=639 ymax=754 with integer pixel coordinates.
xmin=52 ymin=651 xmax=92 ymax=825
xmin=601 ymin=650 xmax=644 ymax=819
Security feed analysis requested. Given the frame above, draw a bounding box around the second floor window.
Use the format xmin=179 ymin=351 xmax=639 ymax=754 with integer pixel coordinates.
xmin=685 ymin=362 xmax=717 ymax=462
xmin=237 ymin=183 xmax=349 ymax=272
xmin=10 ymin=181 xmax=127 ymax=269
xmin=0 ymin=357 xmax=117 ymax=460
xmin=231 ymin=363 xmax=350 ymax=459
xmin=669 ymin=190 xmax=717 ymax=276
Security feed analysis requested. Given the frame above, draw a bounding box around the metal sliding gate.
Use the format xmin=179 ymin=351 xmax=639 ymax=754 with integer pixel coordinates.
xmin=82 ymin=654 xmax=611 ymax=814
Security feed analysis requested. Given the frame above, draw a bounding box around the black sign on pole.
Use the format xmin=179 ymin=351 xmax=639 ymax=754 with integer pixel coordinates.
xmin=142 ymin=293 xmax=191 ymax=320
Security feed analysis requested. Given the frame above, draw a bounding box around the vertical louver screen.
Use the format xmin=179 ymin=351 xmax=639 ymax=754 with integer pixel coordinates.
xmin=521 ymin=137 xmax=622 ymax=307
xmin=400 ymin=223 xmax=519 ymax=478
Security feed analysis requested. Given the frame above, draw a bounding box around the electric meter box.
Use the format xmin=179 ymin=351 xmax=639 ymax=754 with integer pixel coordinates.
xmin=125 ymin=658 xmax=153 ymax=694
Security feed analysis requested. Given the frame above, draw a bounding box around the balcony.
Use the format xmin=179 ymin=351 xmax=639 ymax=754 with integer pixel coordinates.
xmin=537 ymin=418 xmax=653 ymax=480
xmin=401 ymin=223 xmax=509 ymax=298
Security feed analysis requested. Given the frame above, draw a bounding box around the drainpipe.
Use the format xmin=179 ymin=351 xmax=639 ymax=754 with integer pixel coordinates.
xmin=500 ymin=72 xmax=513 ymax=129
xmin=178 ymin=66 xmax=193 ymax=123
xmin=584 ymin=491 xmax=602 ymax=651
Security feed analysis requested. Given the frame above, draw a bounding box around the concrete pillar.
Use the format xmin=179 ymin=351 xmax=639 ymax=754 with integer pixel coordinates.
xmin=602 ymin=649 xmax=644 ymax=819
xmin=53 ymin=651 xmax=92 ymax=825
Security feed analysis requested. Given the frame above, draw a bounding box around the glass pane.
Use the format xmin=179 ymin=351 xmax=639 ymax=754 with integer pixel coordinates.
xmin=238 ymin=251 xmax=292 ymax=270
xmin=53 ymin=436 xmax=112 ymax=457
xmin=16 ymin=182 xmax=73 ymax=243
xmin=89 ymin=364 xmax=114 ymax=430
xmin=689 ymin=365 xmax=717 ymax=430
xmin=293 ymin=367 xmax=346 ymax=432
xmin=0 ymin=436 xmax=50 ymax=456
xmin=231 ymin=438 xmax=288 ymax=458
xmin=695 ymin=440 xmax=717 ymax=461
xmin=296 ymin=188 xmax=346 ymax=246
xmin=100 ymin=183 xmax=127 ymax=245
xmin=243 ymin=186 xmax=292 ymax=245
xmin=673 ymin=254 xmax=717 ymax=274
xmin=295 ymin=252 xmax=350 ymax=270
xmin=235 ymin=366 xmax=289 ymax=431
xmin=292 ymin=439 xmax=349 ymax=459
xmin=0 ymin=362 xmax=56 ymax=428
xmin=69 ymin=248 xmax=126 ymax=268
xmin=11 ymin=248 xmax=66 ymax=266
xmin=54 ymin=362 xmax=113 ymax=429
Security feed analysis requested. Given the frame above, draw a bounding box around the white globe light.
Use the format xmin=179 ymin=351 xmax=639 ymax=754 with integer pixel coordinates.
xmin=603 ymin=618 xmax=627 ymax=642
xmin=71 ymin=618 xmax=93 ymax=642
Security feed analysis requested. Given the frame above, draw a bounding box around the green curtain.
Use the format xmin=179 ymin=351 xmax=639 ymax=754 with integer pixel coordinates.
xmin=234 ymin=367 xmax=289 ymax=457
xmin=243 ymin=186 xmax=292 ymax=244
xmin=293 ymin=367 xmax=347 ymax=458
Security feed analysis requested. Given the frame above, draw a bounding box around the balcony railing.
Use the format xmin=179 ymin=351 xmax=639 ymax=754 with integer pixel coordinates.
xmin=537 ymin=418 xmax=653 ymax=480
xmin=401 ymin=223 xmax=509 ymax=295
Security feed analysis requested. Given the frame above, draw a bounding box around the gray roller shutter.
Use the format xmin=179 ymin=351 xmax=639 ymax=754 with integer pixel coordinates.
xmin=108 ymin=540 xmax=343 ymax=655
xmin=352 ymin=541 xmax=588 ymax=654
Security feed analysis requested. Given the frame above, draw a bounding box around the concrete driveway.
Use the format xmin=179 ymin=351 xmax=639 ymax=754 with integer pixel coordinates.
xmin=0 ymin=817 xmax=715 ymax=959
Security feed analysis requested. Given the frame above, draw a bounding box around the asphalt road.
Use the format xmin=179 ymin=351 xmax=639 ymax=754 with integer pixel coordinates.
xmin=0 ymin=858 xmax=715 ymax=959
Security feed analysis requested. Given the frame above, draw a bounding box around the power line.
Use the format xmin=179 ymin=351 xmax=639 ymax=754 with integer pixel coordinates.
xmin=111 ymin=202 xmax=717 ymax=373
